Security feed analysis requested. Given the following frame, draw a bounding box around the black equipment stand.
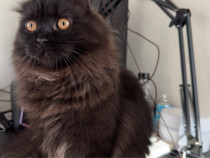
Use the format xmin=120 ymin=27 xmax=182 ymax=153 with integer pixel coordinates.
xmin=153 ymin=0 xmax=204 ymax=157
xmin=99 ymin=0 xmax=123 ymax=18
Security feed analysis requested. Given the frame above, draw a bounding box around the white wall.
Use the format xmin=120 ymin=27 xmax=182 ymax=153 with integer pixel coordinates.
xmin=127 ymin=0 xmax=210 ymax=114
xmin=0 ymin=0 xmax=21 ymax=111
xmin=0 ymin=0 xmax=21 ymax=89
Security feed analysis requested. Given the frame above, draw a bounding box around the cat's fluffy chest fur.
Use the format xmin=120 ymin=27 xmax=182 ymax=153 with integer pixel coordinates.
xmin=15 ymin=61 xmax=120 ymax=157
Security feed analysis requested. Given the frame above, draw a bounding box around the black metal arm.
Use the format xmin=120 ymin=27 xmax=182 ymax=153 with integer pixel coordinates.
xmin=153 ymin=1 xmax=204 ymax=157
xmin=99 ymin=0 xmax=122 ymax=18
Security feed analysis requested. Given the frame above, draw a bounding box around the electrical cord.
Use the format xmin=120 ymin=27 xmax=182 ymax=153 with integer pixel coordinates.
xmin=0 ymin=100 xmax=11 ymax=102
xmin=160 ymin=114 xmax=183 ymax=158
xmin=127 ymin=42 xmax=142 ymax=73
xmin=127 ymin=28 xmax=160 ymax=80
xmin=150 ymin=79 xmax=158 ymax=110
xmin=0 ymin=88 xmax=11 ymax=103
xmin=0 ymin=89 xmax=10 ymax=94
xmin=101 ymin=0 xmax=159 ymax=106
xmin=101 ymin=0 xmax=160 ymax=80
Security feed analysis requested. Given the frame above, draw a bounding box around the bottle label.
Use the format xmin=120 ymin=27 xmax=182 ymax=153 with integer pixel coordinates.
xmin=153 ymin=104 xmax=172 ymax=129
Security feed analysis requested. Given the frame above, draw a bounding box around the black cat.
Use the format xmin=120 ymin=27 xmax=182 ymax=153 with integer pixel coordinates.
xmin=0 ymin=0 xmax=152 ymax=157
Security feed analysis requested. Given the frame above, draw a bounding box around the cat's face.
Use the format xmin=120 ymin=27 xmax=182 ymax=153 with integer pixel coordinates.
xmin=14 ymin=0 xmax=109 ymax=69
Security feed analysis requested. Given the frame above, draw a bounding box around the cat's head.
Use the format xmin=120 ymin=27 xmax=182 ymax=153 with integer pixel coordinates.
xmin=14 ymin=0 xmax=111 ymax=70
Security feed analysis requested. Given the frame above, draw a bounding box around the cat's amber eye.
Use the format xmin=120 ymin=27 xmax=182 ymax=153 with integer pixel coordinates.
xmin=57 ymin=18 xmax=72 ymax=30
xmin=26 ymin=21 xmax=37 ymax=32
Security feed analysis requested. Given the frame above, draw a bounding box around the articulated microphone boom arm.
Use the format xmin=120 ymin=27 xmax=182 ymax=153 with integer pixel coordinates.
xmin=153 ymin=1 xmax=204 ymax=157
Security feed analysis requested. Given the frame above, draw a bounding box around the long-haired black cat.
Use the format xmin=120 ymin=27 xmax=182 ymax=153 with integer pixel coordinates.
xmin=0 ymin=0 xmax=152 ymax=157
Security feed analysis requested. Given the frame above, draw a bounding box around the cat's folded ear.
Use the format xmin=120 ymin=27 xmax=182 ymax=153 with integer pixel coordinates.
xmin=12 ymin=3 xmax=24 ymax=14
xmin=12 ymin=1 xmax=32 ymax=14
xmin=73 ymin=0 xmax=91 ymax=12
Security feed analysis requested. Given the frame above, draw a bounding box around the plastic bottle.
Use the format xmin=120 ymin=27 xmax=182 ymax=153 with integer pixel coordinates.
xmin=154 ymin=94 xmax=172 ymax=130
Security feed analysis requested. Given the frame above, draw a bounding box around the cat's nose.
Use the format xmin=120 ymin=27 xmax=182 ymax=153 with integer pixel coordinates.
xmin=37 ymin=38 xmax=49 ymax=44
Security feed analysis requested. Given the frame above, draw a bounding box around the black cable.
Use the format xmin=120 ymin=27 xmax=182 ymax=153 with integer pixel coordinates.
xmin=101 ymin=0 xmax=160 ymax=80
xmin=0 ymin=89 xmax=10 ymax=94
xmin=101 ymin=0 xmax=115 ymax=12
xmin=99 ymin=0 xmax=103 ymax=11
xmin=0 ymin=100 xmax=11 ymax=102
xmin=150 ymin=79 xmax=158 ymax=109
xmin=127 ymin=42 xmax=142 ymax=73
xmin=100 ymin=0 xmax=122 ymax=19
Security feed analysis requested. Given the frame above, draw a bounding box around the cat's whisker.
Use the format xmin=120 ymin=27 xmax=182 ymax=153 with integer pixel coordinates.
xmin=28 ymin=57 xmax=36 ymax=71
xmin=57 ymin=54 xmax=72 ymax=79
xmin=73 ymin=51 xmax=115 ymax=95
xmin=72 ymin=50 xmax=102 ymax=72
xmin=60 ymin=54 xmax=78 ymax=93
xmin=66 ymin=57 xmax=85 ymax=99
xmin=55 ymin=56 xmax=58 ymax=71
xmin=61 ymin=46 xmax=100 ymax=67
xmin=60 ymin=46 xmax=103 ymax=78
xmin=72 ymin=49 xmax=100 ymax=66
xmin=15 ymin=49 xmax=27 ymax=65
xmin=57 ymin=40 xmax=80 ymax=44
xmin=68 ymin=55 xmax=92 ymax=94
xmin=59 ymin=46 xmax=108 ymax=98
xmin=23 ymin=58 xmax=32 ymax=76
xmin=60 ymin=51 xmax=90 ymax=94
xmin=61 ymin=54 xmax=77 ymax=73
xmin=32 ymin=59 xmax=36 ymax=71
xmin=60 ymin=52 xmax=89 ymax=92
xmin=17 ymin=48 xmax=27 ymax=55
xmin=27 ymin=58 xmax=33 ymax=70
xmin=16 ymin=56 xmax=27 ymax=68
xmin=70 ymin=55 xmax=101 ymax=98
xmin=49 ymin=57 xmax=55 ymax=74
xmin=61 ymin=54 xmax=77 ymax=76
xmin=60 ymin=47 xmax=98 ymax=78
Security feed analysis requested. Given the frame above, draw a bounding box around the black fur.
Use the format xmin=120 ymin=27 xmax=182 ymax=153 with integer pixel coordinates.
xmin=0 ymin=0 xmax=153 ymax=157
